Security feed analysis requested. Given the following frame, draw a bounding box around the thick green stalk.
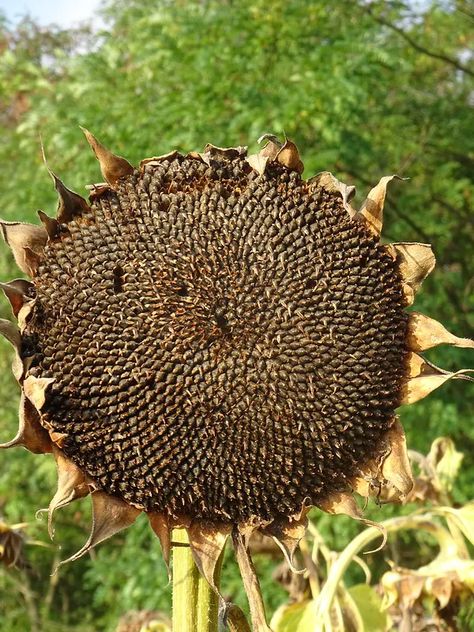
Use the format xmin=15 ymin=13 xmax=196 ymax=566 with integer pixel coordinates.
xmin=172 ymin=528 xmax=220 ymax=632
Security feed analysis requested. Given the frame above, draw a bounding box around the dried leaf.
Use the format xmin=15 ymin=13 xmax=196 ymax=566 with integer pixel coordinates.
xmin=0 ymin=220 xmax=47 ymax=276
xmin=358 ymin=175 xmax=404 ymax=236
xmin=408 ymin=312 xmax=474 ymax=351
xmin=81 ymin=127 xmax=134 ymax=187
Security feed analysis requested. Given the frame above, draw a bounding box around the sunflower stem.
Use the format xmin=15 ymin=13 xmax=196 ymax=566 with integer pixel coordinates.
xmin=172 ymin=528 xmax=219 ymax=632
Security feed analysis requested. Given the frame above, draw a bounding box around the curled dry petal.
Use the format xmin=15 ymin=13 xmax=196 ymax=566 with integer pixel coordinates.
xmin=358 ymin=175 xmax=404 ymax=236
xmin=23 ymin=375 xmax=55 ymax=410
xmin=47 ymin=447 xmax=89 ymax=538
xmin=380 ymin=420 xmax=414 ymax=502
xmin=262 ymin=513 xmax=308 ymax=574
xmin=407 ymin=312 xmax=474 ymax=351
xmin=0 ymin=394 xmax=52 ymax=454
xmin=0 ymin=220 xmax=47 ymax=277
xmin=56 ymin=491 xmax=140 ymax=569
xmin=387 ymin=242 xmax=436 ymax=305
xmin=140 ymin=151 xmax=182 ymax=169
xmin=308 ymin=171 xmax=357 ymax=217
xmin=203 ymin=144 xmax=247 ymax=159
xmin=233 ymin=529 xmax=273 ymax=632
xmin=81 ymin=127 xmax=134 ymax=187
xmin=258 ymin=133 xmax=282 ymax=160
xmin=0 ymin=318 xmax=23 ymax=380
xmin=401 ymin=369 xmax=474 ymax=405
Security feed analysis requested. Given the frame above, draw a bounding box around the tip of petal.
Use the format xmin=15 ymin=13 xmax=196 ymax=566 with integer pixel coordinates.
xmin=80 ymin=127 xmax=134 ymax=187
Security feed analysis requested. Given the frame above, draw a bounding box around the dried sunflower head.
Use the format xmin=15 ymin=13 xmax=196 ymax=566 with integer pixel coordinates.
xmin=1 ymin=131 xmax=472 ymax=628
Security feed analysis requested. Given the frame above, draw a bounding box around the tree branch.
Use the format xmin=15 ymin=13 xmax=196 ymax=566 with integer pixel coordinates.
xmin=367 ymin=9 xmax=474 ymax=78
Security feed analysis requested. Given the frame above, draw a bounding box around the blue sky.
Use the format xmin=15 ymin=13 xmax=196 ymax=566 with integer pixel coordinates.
xmin=0 ymin=0 xmax=101 ymax=27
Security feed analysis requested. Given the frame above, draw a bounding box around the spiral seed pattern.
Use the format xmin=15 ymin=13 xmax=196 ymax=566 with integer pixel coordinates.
xmin=24 ymin=153 xmax=408 ymax=522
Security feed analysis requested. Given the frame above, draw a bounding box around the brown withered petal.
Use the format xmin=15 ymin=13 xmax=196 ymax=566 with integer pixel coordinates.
xmin=0 ymin=220 xmax=47 ymax=276
xmin=80 ymin=127 xmax=134 ymax=186
xmin=407 ymin=312 xmax=474 ymax=351
xmin=56 ymin=491 xmax=140 ymax=569
xmin=47 ymin=447 xmax=89 ymax=538
xmin=386 ymin=242 xmax=436 ymax=305
xmin=148 ymin=512 xmax=172 ymax=573
xmin=358 ymin=175 xmax=404 ymax=236
xmin=1 ymin=131 xmax=472 ymax=626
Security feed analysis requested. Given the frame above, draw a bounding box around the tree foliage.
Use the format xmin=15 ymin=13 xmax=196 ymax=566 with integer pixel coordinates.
xmin=0 ymin=1 xmax=472 ymax=629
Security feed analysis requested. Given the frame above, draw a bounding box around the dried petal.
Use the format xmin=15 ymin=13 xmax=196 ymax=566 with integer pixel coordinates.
xmin=0 ymin=220 xmax=47 ymax=276
xmin=408 ymin=312 xmax=474 ymax=351
xmin=81 ymin=127 xmax=134 ymax=187
xmin=0 ymin=279 xmax=34 ymax=317
xmin=380 ymin=420 xmax=414 ymax=502
xmin=276 ymin=139 xmax=304 ymax=174
xmin=387 ymin=242 xmax=436 ymax=305
xmin=50 ymin=173 xmax=90 ymax=224
xmin=358 ymin=175 xmax=403 ymax=236
xmin=56 ymin=491 xmax=140 ymax=568
xmin=47 ymin=447 xmax=89 ymax=538
xmin=308 ymin=171 xmax=356 ymax=217
xmin=148 ymin=512 xmax=171 ymax=573
xmin=0 ymin=394 xmax=52 ymax=454
xmin=140 ymin=151 xmax=181 ymax=168
xmin=401 ymin=368 xmax=473 ymax=405
xmin=262 ymin=513 xmax=308 ymax=574
xmin=233 ymin=529 xmax=272 ymax=632
xmin=37 ymin=210 xmax=61 ymax=240
xmin=258 ymin=133 xmax=282 ymax=160
xmin=246 ymin=153 xmax=269 ymax=175
xmin=0 ymin=318 xmax=23 ymax=380
xmin=23 ymin=375 xmax=55 ymax=410
xmin=203 ymin=144 xmax=247 ymax=159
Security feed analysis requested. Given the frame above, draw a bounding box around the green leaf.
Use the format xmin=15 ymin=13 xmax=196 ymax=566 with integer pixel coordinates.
xmin=271 ymin=600 xmax=318 ymax=632
xmin=347 ymin=584 xmax=390 ymax=632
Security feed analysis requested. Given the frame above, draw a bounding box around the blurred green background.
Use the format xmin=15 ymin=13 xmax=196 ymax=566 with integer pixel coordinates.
xmin=0 ymin=1 xmax=472 ymax=630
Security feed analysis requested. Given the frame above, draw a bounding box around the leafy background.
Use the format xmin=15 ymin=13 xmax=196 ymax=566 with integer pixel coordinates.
xmin=0 ymin=0 xmax=472 ymax=630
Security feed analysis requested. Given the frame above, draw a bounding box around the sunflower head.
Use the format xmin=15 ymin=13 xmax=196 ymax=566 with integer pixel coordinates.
xmin=1 ymin=130 xmax=472 ymax=628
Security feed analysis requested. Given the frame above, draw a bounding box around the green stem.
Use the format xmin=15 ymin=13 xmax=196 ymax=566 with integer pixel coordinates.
xmin=172 ymin=528 xmax=220 ymax=632
xmin=313 ymin=512 xmax=438 ymax=628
